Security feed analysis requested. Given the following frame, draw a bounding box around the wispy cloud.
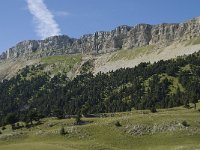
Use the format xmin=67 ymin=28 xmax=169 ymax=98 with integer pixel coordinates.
xmin=54 ymin=11 xmax=70 ymax=17
xmin=27 ymin=0 xmax=61 ymax=39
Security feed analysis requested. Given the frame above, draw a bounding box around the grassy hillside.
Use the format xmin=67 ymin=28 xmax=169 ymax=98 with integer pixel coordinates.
xmin=41 ymin=54 xmax=82 ymax=65
xmin=110 ymin=45 xmax=155 ymax=61
xmin=0 ymin=54 xmax=83 ymax=81
xmin=0 ymin=103 xmax=200 ymax=150
xmin=185 ymin=37 xmax=200 ymax=46
xmin=41 ymin=54 xmax=82 ymax=75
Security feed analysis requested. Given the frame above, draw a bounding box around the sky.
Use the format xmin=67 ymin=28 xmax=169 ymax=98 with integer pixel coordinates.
xmin=0 ymin=0 xmax=200 ymax=53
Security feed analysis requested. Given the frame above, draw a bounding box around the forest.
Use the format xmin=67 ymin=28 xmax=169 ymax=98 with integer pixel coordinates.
xmin=0 ymin=51 xmax=200 ymax=126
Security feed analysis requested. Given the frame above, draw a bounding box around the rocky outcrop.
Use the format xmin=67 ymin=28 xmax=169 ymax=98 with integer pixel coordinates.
xmin=0 ymin=52 xmax=7 ymax=60
xmin=1 ymin=16 xmax=200 ymax=60
xmin=4 ymin=35 xmax=76 ymax=60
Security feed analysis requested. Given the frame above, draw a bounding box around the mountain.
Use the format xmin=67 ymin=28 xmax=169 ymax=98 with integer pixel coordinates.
xmin=1 ymin=16 xmax=200 ymax=150
xmin=1 ymin=16 xmax=200 ymax=80
xmin=1 ymin=16 xmax=200 ymax=60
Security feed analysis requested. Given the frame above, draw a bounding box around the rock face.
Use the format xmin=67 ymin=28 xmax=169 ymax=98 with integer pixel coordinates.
xmin=1 ymin=17 xmax=200 ymax=60
xmin=0 ymin=52 xmax=7 ymax=60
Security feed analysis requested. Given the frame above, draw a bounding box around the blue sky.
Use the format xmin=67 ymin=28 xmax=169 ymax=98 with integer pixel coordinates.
xmin=0 ymin=0 xmax=200 ymax=53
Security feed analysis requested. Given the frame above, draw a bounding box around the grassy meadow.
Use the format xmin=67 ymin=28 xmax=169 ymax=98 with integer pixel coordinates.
xmin=0 ymin=103 xmax=200 ymax=150
xmin=40 ymin=54 xmax=82 ymax=75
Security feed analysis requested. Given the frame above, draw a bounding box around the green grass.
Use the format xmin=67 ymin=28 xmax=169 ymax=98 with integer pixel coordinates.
xmin=40 ymin=54 xmax=82 ymax=75
xmin=41 ymin=54 xmax=82 ymax=65
xmin=17 ymin=55 xmax=83 ymax=80
xmin=0 ymin=103 xmax=200 ymax=150
xmin=185 ymin=37 xmax=200 ymax=46
xmin=110 ymin=45 xmax=155 ymax=61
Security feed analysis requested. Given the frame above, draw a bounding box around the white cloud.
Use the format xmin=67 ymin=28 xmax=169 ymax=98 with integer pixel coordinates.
xmin=27 ymin=0 xmax=61 ymax=39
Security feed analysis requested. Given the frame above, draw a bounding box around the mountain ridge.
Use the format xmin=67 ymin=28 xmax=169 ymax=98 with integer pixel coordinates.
xmin=1 ymin=16 xmax=200 ymax=61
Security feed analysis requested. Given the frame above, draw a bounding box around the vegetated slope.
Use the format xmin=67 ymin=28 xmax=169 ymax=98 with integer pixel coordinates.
xmin=0 ymin=50 xmax=200 ymax=126
xmin=0 ymin=54 xmax=83 ymax=81
xmin=0 ymin=103 xmax=200 ymax=150
xmin=0 ymin=39 xmax=200 ymax=81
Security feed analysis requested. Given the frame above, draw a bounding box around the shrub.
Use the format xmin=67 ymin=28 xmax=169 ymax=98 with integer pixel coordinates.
xmin=150 ymin=107 xmax=157 ymax=113
xmin=14 ymin=123 xmax=21 ymax=129
xmin=25 ymin=122 xmax=30 ymax=128
xmin=11 ymin=124 xmax=16 ymax=130
xmin=16 ymin=123 xmax=20 ymax=127
xmin=75 ymin=113 xmax=82 ymax=125
xmin=59 ymin=127 xmax=65 ymax=135
xmin=115 ymin=121 xmax=122 ymax=127
xmin=182 ymin=121 xmax=189 ymax=127
xmin=184 ymin=104 xmax=190 ymax=109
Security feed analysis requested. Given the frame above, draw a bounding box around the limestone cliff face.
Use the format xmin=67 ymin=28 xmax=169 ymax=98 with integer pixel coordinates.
xmin=1 ymin=17 xmax=200 ymax=60
xmin=0 ymin=52 xmax=6 ymax=60
xmin=4 ymin=35 xmax=76 ymax=60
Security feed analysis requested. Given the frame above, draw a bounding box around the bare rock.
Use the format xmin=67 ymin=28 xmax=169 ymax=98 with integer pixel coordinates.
xmin=1 ymin=17 xmax=200 ymax=61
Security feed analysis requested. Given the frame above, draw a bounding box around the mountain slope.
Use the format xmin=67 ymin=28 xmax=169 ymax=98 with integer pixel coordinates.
xmin=0 ymin=50 xmax=200 ymax=126
xmin=93 ymin=40 xmax=200 ymax=73
xmin=0 ymin=16 xmax=200 ymax=81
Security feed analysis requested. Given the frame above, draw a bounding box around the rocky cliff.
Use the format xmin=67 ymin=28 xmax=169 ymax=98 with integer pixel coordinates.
xmin=1 ymin=16 xmax=200 ymax=60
